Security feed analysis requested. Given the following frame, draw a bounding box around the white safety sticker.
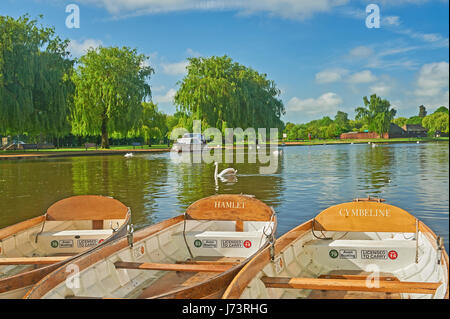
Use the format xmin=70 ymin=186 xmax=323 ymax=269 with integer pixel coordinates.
xmin=221 ymin=240 xmax=243 ymax=248
xmin=202 ymin=240 xmax=217 ymax=248
xmin=361 ymin=249 xmax=388 ymax=260
xmin=339 ymin=249 xmax=357 ymax=259
xmin=77 ymin=239 xmax=98 ymax=248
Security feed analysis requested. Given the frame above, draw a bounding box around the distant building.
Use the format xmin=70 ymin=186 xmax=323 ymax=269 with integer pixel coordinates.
xmin=340 ymin=123 xmax=404 ymax=139
xmin=402 ymin=124 xmax=428 ymax=138
xmin=387 ymin=123 xmax=405 ymax=138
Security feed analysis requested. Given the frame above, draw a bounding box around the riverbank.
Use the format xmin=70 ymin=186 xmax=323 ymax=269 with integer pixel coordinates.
xmin=282 ymin=137 xmax=448 ymax=146
xmin=0 ymin=146 xmax=170 ymax=160
xmin=1 ymin=137 xmax=447 ymax=160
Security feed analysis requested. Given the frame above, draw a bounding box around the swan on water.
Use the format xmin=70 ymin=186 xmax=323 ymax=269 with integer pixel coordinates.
xmin=214 ymin=161 xmax=237 ymax=179
xmin=371 ymin=143 xmax=377 ymax=148
xmin=124 ymin=152 xmax=134 ymax=158
xmin=272 ymin=149 xmax=283 ymax=155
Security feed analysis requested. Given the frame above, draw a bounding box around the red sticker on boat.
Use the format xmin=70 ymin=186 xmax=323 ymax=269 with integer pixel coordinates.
xmin=388 ymin=250 xmax=398 ymax=260
xmin=243 ymin=240 xmax=252 ymax=248
xmin=98 ymin=239 xmax=104 ymax=244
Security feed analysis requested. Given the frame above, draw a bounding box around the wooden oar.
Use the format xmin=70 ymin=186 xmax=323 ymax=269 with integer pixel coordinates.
xmin=261 ymin=276 xmax=441 ymax=295
xmin=0 ymin=256 xmax=70 ymax=265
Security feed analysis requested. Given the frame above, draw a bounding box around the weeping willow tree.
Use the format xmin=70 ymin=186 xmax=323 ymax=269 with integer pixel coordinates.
xmin=0 ymin=14 xmax=74 ymax=138
xmin=124 ymin=102 xmax=168 ymax=145
xmin=355 ymin=94 xmax=397 ymax=137
xmin=174 ymin=55 xmax=285 ymax=133
xmin=70 ymin=47 xmax=154 ymax=148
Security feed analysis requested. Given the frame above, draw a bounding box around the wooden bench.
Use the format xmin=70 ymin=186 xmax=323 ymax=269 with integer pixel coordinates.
xmin=260 ymin=276 xmax=441 ymax=295
xmin=131 ymin=142 xmax=143 ymax=149
xmin=114 ymin=261 xmax=233 ymax=273
xmin=84 ymin=143 xmax=98 ymax=150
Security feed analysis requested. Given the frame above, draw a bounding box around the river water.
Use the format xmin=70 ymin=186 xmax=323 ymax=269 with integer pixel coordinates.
xmin=1 ymin=142 xmax=448 ymax=250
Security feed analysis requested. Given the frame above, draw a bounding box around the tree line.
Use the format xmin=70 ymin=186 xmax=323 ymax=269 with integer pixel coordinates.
xmin=284 ymin=95 xmax=448 ymax=141
xmin=0 ymin=15 xmax=284 ymax=148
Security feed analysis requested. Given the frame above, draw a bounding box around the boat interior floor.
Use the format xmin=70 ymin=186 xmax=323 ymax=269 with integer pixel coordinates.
xmin=138 ymin=256 xmax=244 ymax=299
xmin=306 ymin=270 xmax=402 ymax=299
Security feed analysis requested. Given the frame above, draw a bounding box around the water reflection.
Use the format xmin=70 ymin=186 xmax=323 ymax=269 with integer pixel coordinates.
xmin=0 ymin=142 xmax=448 ymax=251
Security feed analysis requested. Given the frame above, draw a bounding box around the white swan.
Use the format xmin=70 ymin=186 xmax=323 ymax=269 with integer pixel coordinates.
xmin=272 ymin=149 xmax=283 ymax=155
xmin=214 ymin=161 xmax=237 ymax=179
xmin=124 ymin=152 xmax=134 ymax=158
xmin=371 ymin=143 xmax=377 ymax=148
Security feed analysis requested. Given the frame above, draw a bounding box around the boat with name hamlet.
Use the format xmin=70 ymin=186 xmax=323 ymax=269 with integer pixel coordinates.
xmin=24 ymin=194 xmax=276 ymax=299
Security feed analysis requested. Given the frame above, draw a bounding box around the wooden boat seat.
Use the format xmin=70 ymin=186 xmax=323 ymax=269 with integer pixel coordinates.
xmin=0 ymin=256 xmax=70 ymax=265
xmin=260 ymin=276 xmax=442 ymax=295
xmin=114 ymin=261 xmax=234 ymax=273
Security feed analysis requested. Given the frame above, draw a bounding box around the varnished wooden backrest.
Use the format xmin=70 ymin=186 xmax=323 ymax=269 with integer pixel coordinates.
xmin=313 ymin=201 xmax=417 ymax=233
xmin=185 ymin=194 xmax=274 ymax=223
xmin=46 ymin=195 xmax=129 ymax=221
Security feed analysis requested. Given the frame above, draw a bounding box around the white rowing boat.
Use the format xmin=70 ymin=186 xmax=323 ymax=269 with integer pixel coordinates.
xmin=223 ymin=198 xmax=449 ymax=299
xmin=24 ymin=194 xmax=276 ymax=299
xmin=0 ymin=195 xmax=130 ymax=298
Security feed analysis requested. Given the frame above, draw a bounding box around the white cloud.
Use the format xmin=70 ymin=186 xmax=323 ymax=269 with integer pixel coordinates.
xmin=315 ymin=68 xmax=348 ymax=84
xmin=78 ymin=0 xmax=350 ymax=20
xmin=414 ymin=62 xmax=449 ymax=97
xmin=382 ymin=15 xmax=401 ymax=26
xmin=347 ymin=70 xmax=377 ymax=84
xmin=186 ymin=48 xmax=202 ymax=57
xmin=349 ymin=46 xmax=374 ymax=58
xmin=161 ymin=61 xmax=189 ymax=75
xmin=370 ymin=82 xmax=392 ymax=96
xmin=68 ymin=39 xmax=103 ymax=57
xmin=287 ymin=92 xmax=342 ymax=116
xmin=154 ymin=88 xmax=177 ymax=104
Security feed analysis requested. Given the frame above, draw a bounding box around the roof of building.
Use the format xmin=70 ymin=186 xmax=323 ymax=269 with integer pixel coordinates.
xmin=403 ymin=124 xmax=428 ymax=132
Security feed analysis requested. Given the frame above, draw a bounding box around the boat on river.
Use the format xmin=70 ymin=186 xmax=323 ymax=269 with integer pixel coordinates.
xmin=171 ymin=133 xmax=209 ymax=153
xmin=0 ymin=195 xmax=130 ymax=298
xmin=24 ymin=194 xmax=276 ymax=299
xmin=223 ymin=197 xmax=449 ymax=299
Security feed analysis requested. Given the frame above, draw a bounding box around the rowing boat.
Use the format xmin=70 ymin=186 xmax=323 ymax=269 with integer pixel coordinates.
xmin=0 ymin=195 xmax=130 ymax=298
xmin=223 ymin=198 xmax=449 ymax=299
xmin=24 ymin=194 xmax=276 ymax=299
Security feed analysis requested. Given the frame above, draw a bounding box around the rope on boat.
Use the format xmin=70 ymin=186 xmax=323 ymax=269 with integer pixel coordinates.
xmin=35 ymin=213 xmax=48 ymax=243
xmin=311 ymin=219 xmax=333 ymax=240
xmin=263 ymin=208 xmax=277 ymax=261
xmin=182 ymin=213 xmax=194 ymax=259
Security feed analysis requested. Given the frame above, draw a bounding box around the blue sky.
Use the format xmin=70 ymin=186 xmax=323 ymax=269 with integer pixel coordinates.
xmin=1 ymin=0 xmax=448 ymax=124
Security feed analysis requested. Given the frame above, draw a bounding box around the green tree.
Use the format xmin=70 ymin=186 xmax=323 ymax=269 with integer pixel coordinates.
xmin=0 ymin=14 xmax=74 ymax=137
xmin=334 ymin=111 xmax=350 ymax=132
xmin=139 ymin=102 xmax=167 ymax=145
xmin=71 ymin=46 xmax=153 ymax=148
xmin=422 ymin=112 xmax=449 ymax=135
xmin=406 ymin=116 xmax=423 ymax=125
xmin=355 ymin=94 xmax=397 ymax=137
xmin=174 ymin=55 xmax=284 ymax=133
xmin=434 ymin=106 xmax=449 ymax=114
xmin=393 ymin=117 xmax=408 ymax=128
